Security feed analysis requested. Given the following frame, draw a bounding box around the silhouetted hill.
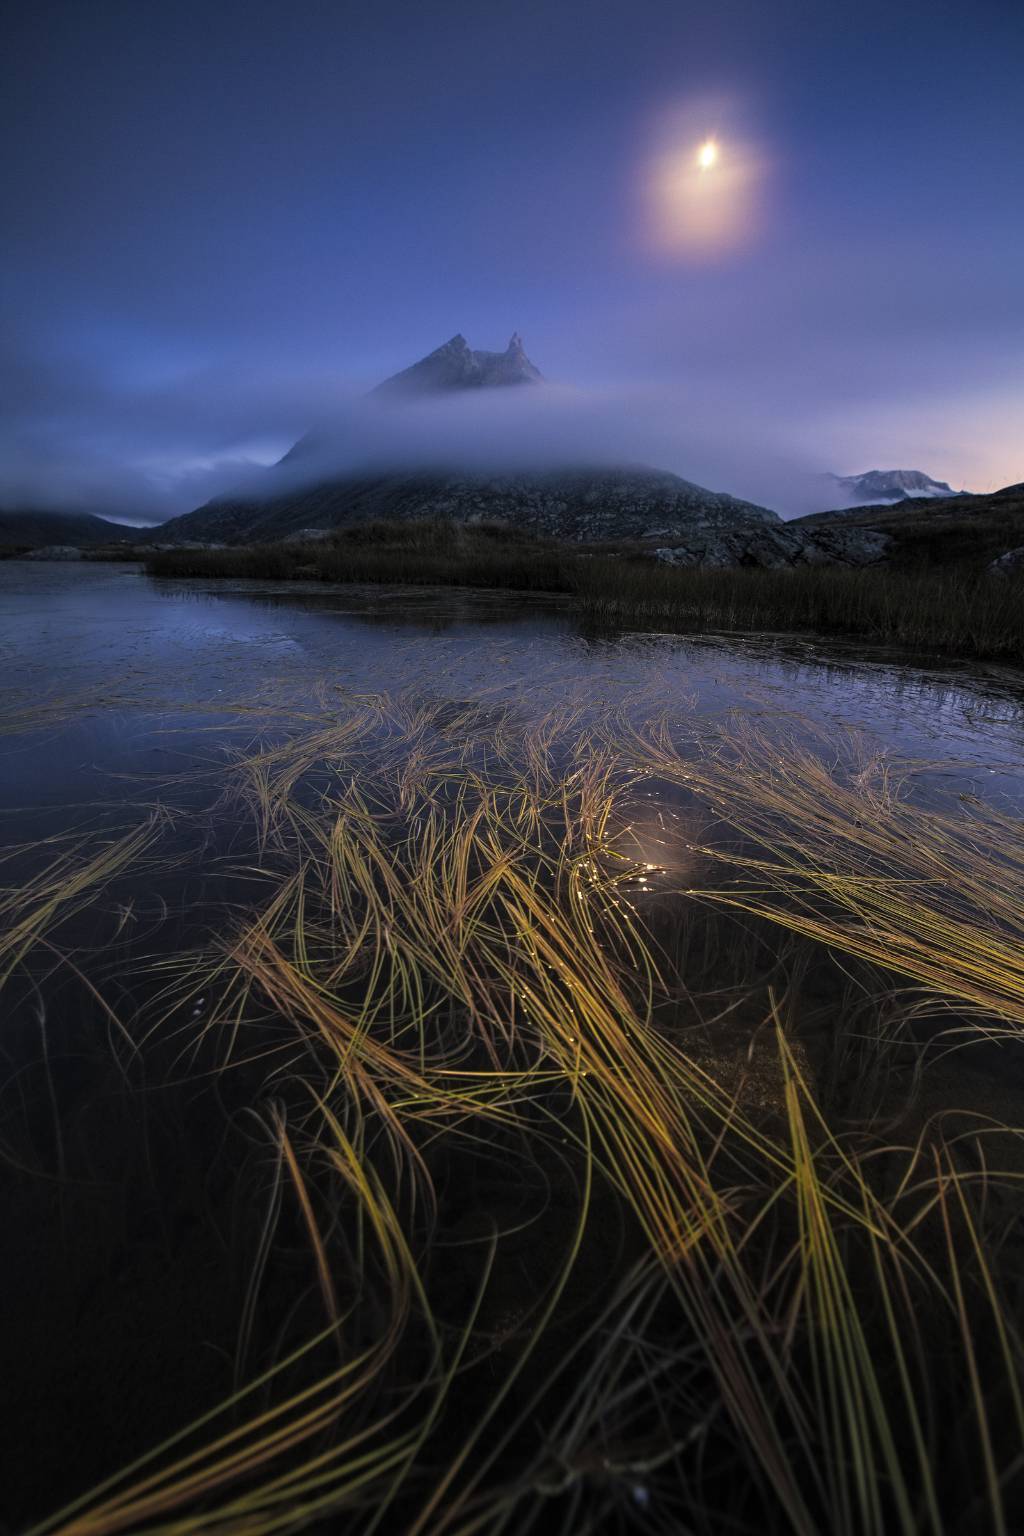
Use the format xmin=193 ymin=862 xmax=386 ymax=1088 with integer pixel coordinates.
xmin=0 ymin=509 xmax=143 ymax=550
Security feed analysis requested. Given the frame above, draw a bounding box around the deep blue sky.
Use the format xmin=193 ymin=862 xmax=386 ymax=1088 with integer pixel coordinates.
xmin=2 ymin=0 xmax=1022 ymax=521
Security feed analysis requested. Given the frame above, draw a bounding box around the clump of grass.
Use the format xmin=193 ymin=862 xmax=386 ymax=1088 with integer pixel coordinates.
xmin=0 ymin=815 xmax=167 ymax=989
xmin=631 ymin=718 xmax=1024 ymax=1036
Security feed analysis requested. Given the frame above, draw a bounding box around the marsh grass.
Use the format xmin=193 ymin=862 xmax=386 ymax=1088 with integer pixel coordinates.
xmin=146 ymin=519 xmax=1024 ymax=659
xmin=574 ymin=559 xmax=1024 ymax=660
xmin=147 ymin=520 xmax=574 ymax=593
xmin=5 ymin=690 xmax=1024 ymax=1533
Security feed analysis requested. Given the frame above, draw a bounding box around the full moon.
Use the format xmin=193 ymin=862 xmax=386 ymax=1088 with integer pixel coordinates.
xmin=646 ymin=105 xmax=763 ymax=257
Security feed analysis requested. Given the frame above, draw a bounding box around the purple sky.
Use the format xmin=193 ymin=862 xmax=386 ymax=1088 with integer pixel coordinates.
xmin=2 ymin=0 xmax=1022 ymax=523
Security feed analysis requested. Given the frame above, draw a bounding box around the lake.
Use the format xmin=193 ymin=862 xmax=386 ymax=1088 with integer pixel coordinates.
xmin=5 ymin=560 xmax=1024 ymax=811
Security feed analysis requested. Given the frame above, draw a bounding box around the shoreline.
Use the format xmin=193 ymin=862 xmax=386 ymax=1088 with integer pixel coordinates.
xmin=144 ymin=523 xmax=1024 ymax=663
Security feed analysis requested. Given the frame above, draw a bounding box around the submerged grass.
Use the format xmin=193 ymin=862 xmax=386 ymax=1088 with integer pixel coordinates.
xmin=146 ymin=519 xmax=1024 ymax=659
xmin=6 ymin=687 xmax=1024 ymax=1533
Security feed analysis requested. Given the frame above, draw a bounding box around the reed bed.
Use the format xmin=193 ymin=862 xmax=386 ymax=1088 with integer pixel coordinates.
xmin=5 ymin=689 xmax=1024 ymax=1534
xmin=146 ymin=520 xmax=1024 ymax=659
xmin=572 ymin=561 xmax=1024 ymax=661
xmin=147 ymin=520 xmax=573 ymax=593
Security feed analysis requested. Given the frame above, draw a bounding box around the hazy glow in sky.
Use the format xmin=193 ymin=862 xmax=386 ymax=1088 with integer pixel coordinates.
xmin=646 ymin=97 xmax=767 ymax=260
xmin=0 ymin=0 xmax=1021 ymax=521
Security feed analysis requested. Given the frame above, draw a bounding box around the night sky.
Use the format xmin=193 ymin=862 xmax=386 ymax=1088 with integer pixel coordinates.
xmin=2 ymin=0 xmax=1022 ymax=523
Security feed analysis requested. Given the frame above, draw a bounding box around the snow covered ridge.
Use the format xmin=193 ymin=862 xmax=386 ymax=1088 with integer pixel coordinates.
xmin=828 ymin=469 xmax=959 ymax=504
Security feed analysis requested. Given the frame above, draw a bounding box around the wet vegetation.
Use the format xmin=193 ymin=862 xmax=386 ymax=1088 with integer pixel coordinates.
xmin=5 ymin=676 xmax=1024 ymax=1534
xmin=146 ymin=520 xmax=1024 ymax=660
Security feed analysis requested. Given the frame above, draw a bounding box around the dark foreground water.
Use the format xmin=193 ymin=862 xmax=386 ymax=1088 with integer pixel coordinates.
xmin=3 ymin=561 xmax=1024 ymax=1532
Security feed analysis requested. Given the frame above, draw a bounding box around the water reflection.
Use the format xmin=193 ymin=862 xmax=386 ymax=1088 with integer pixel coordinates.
xmin=2 ymin=560 xmax=1024 ymax=816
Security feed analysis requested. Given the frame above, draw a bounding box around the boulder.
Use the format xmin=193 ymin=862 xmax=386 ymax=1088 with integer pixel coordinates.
xmin=987 ymin=546 xmax=1024 ymax=578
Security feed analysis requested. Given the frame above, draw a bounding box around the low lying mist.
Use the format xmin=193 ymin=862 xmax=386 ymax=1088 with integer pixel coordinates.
xmin=226 ymin=381 xmax=831 ymax=519
xmin=0 ymin=321 xmax=878 ymax=526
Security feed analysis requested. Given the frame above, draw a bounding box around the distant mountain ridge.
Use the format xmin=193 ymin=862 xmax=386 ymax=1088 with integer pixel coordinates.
xmin=157 ymin=333 xmax=783 ymax=547
xmin=829 ymin=469 xmax=957 ymax=504
xmin=0 ymin=509 xmax=141 ymax=548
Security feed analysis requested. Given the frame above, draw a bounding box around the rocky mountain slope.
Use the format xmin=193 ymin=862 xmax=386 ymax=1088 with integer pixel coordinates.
xmin=159 ymin=466 xmax=782 ymax=547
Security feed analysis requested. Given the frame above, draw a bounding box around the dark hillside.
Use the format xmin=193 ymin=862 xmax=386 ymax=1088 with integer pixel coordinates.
xmin=0 ymin=510 xmax=145 ymax=552
xmin=794 ymin=483 xmax=1024 ymax=569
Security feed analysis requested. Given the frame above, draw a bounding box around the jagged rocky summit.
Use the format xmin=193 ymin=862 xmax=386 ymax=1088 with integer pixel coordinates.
xmin=372 ymin=332 xmax=543 ymax=395
xmin=153 ymin=333 xmax=887 ymax=566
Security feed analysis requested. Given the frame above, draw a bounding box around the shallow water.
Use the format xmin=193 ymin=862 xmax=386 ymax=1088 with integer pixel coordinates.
xmin=4 ymin=561 xmax=1024 ymax=1531
xmin=4 ymin=560 xmax=1024 ymax=813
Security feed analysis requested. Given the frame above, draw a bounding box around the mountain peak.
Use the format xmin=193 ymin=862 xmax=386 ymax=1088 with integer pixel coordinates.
xmin=373 ymin=332 xmax=542 ymax=396
xmin=830 ymin=468 xmax=957 ymax=503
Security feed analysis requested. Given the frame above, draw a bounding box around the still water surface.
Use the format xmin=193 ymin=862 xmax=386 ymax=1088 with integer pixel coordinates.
xmin=3 ymin=560 xmax=1024 ymax=812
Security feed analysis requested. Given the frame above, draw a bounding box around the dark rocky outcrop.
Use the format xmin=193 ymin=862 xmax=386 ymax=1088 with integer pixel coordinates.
xmin=652 ymin=523 xmax=891 ymax=570
xmin=987 ymin=546 xmax=1024 ymax=578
